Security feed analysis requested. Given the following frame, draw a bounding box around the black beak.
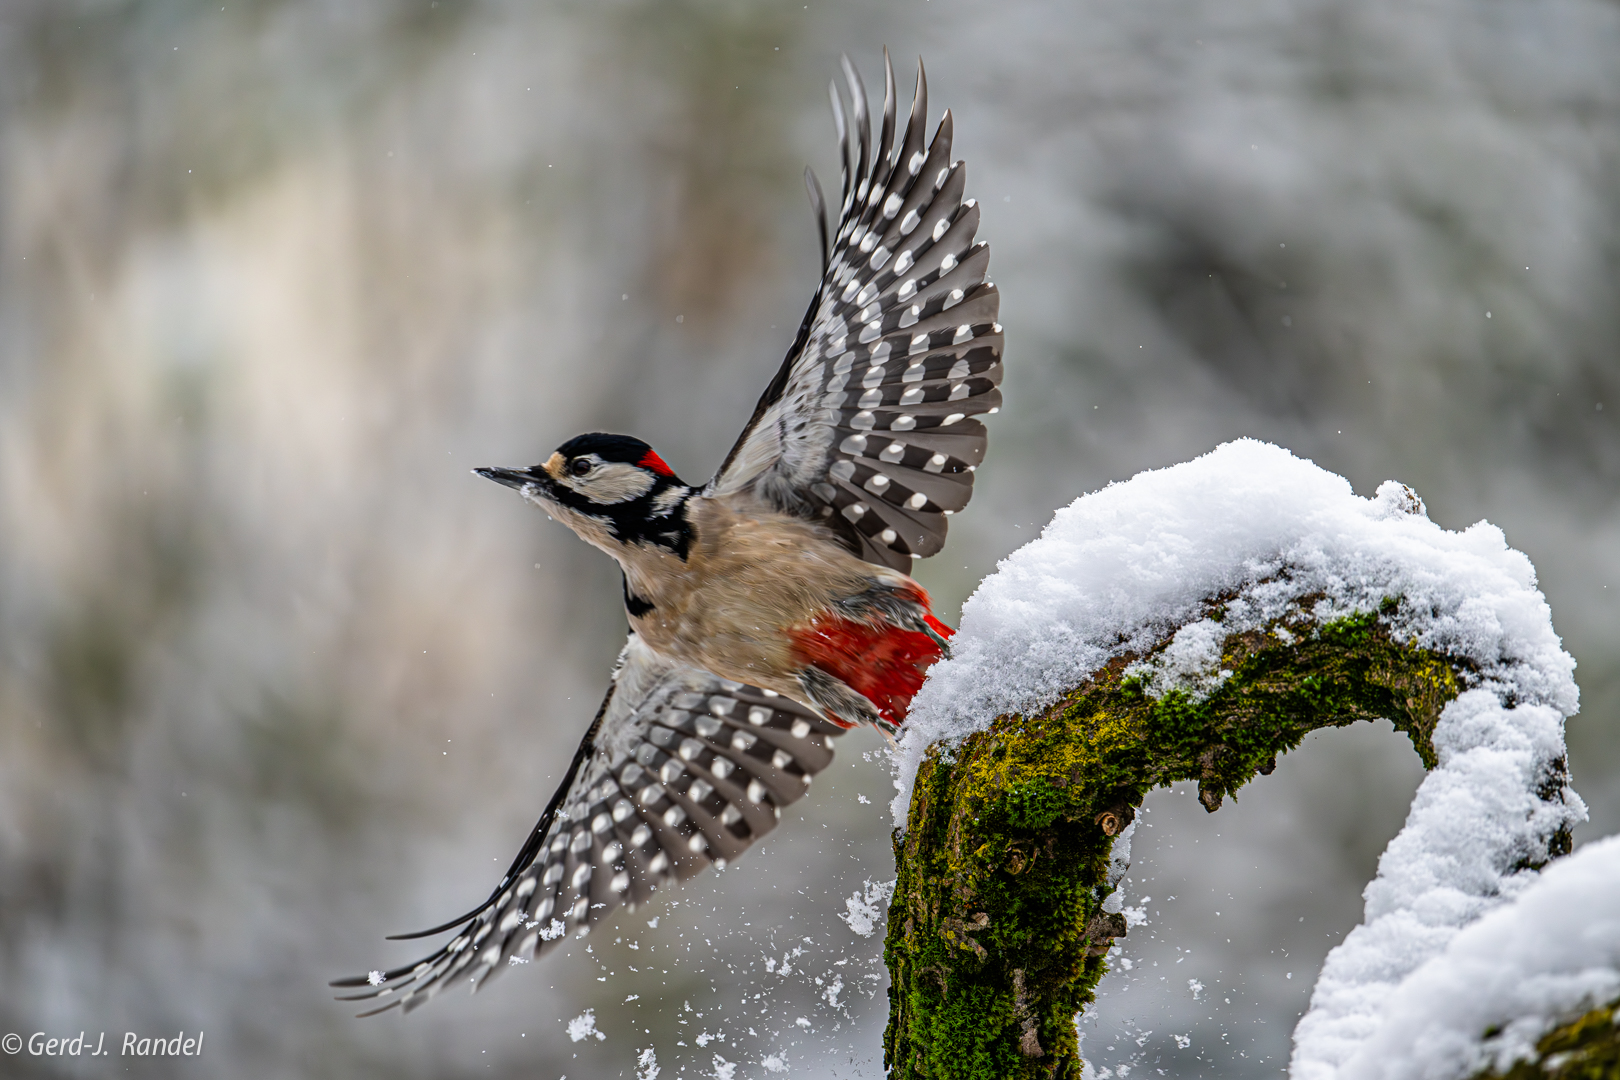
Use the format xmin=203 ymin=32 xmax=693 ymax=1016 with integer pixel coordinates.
xmin=474 ymin=466 xmax=542 ymax=491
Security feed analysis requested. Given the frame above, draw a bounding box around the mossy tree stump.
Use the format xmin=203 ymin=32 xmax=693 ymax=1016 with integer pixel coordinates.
xmin=883 ymin=600 xmax=1472 ymax=1080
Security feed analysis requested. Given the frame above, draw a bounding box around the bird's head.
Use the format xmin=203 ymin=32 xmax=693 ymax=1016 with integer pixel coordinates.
xmin=476 ymin=433 xmax=693 ymax=558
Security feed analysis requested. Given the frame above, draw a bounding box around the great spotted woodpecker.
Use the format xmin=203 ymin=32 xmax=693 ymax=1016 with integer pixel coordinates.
xmin=335 ymin=51 xmax=1001 ymax=1013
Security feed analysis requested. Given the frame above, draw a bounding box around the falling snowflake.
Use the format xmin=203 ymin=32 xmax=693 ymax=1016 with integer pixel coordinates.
xmin=838 ymin=879 xmax=896 ymax=937
xmin=566 ymin=1009 xmax=605 ymax=1043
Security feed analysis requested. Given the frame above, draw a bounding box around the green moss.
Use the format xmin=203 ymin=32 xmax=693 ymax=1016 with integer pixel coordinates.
xmin=883 ymin=600 xmax=1476 ymax=1080
xmin=1005 ymin=779 xmax=1068 ymax=831
xmin=1475 ymin=997 xmax=1620 ymax=1080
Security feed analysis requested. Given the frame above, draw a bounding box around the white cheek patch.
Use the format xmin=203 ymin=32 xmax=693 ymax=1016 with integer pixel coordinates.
xmin=572 ymin=462 xmax=656 ymax=505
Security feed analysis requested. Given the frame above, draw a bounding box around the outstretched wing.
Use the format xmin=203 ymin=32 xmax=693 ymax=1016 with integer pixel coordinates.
xmin=708 ymin=51 xmax=1003 ymax=572
xmin=332 ymin=635 xmax=845 ymax=1014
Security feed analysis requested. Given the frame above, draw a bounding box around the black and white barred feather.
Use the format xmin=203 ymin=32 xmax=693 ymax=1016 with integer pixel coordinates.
xmin=711 ymin=51 xmax=1002 ymax=572
xmin=332 ymin=636 xmax=843 ymax=1014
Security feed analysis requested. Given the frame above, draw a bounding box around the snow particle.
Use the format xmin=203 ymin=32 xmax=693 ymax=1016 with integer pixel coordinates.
xmin=566 ymin=1009 xmax=605 ymax=1043
xmin=839 ymin=879 xmax=896 ymax=937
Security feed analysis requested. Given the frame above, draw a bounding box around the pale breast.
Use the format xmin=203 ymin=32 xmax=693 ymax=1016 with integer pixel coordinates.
xmin=617 ymin=496 xmax=889 ymax=691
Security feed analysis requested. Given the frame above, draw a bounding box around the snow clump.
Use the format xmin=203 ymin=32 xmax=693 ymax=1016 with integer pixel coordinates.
xmin=838 ymin=879 xmax=896 ymax=938
xmin=566 ymin=1008 xmax=605 ymax=1042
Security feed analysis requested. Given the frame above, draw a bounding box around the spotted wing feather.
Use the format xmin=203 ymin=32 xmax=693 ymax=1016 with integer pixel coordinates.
xmin=710 ymin=51 xmax=1002 ymax=572
xmin=332 ymin=635 xmax=843 ymax=1014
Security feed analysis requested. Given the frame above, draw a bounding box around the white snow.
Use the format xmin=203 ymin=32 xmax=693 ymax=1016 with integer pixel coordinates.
xmin=1323 ymin=834 xmax=1620 ymax=1080
xmin=884 ymin=439 xmax=1586 ymax=1078
xmin=838 ymin=879 xmax=896 ymax=938
xmin=566 ymin=1008 xmax=605 ymax=1042
xmin=636 ymin=1046 xmax=660 ymax=1080
xmin=1102 ymin=821 xmax=1136 ymax=914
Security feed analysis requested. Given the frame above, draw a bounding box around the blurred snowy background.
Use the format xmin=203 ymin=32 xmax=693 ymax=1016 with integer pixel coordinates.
xmin=0 ymin=1 xmax=1616 ymax=1077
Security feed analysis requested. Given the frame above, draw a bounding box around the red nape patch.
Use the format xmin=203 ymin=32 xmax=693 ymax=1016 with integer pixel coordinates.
xmin=789 ymin=613 xmax=953 ymax=729
xmin=638 ymin=450 xmax=674 ymax=477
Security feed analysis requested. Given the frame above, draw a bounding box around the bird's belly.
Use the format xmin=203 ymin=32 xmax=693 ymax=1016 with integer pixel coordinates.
xmin=628 ymin=573 xmax=819 ymax=693
xmin=625 ymin=540 xmax=869 ymax=696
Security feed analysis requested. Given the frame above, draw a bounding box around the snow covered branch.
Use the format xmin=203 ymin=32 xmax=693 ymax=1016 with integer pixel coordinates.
xmin=881 ymin=442 xmax=1588 ymax=1080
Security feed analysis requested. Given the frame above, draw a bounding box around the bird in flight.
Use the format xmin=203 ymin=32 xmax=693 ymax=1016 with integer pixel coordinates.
xmin=334 ymin=50 xmax=1002 ymax=1014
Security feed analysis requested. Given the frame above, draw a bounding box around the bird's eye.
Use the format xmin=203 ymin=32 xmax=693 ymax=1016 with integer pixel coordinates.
xmin=569 ymin=458 xmax=593 ymax=477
